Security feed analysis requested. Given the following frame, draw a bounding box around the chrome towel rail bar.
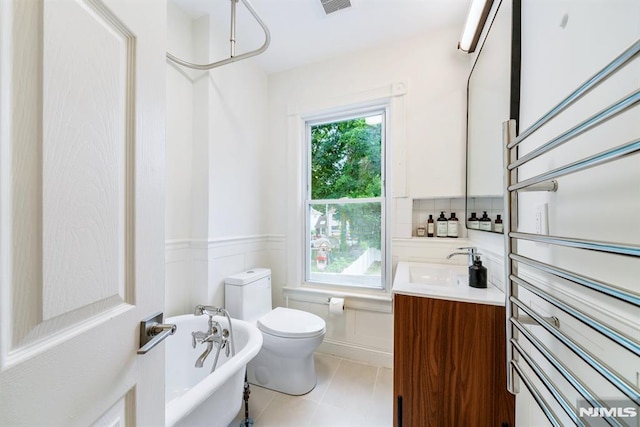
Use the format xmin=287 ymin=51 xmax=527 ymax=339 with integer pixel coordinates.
xmin=509 ymin=232 xmax=640 ymax=257
xmin=511 ymin=297 xmax=638 ymax=405
xmin=508 ymin=89 xmax=640 ymax=170
xmin=512 ymin=275 xmax=639 ymax=356
xmin=511 ymin=361 xmax=563 ymax=427
xmin=510 ymin=321 xmax=622 ymax=427
xmin=510 ymin=253 xmax=639 ymax=305
xmin=511 ymin=339 xmax=586 ymax=426
xmin=503 ymin=36 xmax=640 ymax=426
xmin=508 ymin=38 xmax=640 ymax=148
xmin=508 ymin=138 xmax=640 ymax=191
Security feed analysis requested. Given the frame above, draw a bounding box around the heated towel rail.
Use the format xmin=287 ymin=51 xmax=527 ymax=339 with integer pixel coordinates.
xmin=504 ymin=38 xmax=640 ymax=426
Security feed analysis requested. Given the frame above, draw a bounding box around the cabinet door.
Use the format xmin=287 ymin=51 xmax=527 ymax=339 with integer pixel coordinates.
xmin=394 ymin=295 xmax=514 ymax=426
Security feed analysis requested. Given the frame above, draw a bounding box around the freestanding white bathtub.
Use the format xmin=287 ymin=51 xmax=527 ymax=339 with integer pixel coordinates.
xmin=165 ymin=314 xmax=263 ymax=427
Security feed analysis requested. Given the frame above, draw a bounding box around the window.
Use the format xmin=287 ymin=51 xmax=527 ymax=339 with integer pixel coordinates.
xmin=305 ymin=108 xmax=387 ymax=289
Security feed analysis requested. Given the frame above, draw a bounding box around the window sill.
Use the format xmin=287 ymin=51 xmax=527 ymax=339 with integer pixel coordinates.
xmin=282 ymin=285 xmax=393 ymax=314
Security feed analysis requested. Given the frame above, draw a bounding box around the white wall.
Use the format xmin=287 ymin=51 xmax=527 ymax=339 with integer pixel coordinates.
xmin=165 ymin=1 xmax=270 ymax=316
xmin=267 ymin=27 xmax=471 ymax=238
xmin=165 ymin=4 xmax=639 ymax=394
xmin=265 ymin=26 xmax=473 ymax=366
xmin=454 ymin=0 xmax=639 ymax=423
xmin=514 ymin=1 xmax=639 ymax=425
xmin=166 ymin=1 xmax=194 ymax=242
xmin=164 ymin=8 xmax=477 ymax=364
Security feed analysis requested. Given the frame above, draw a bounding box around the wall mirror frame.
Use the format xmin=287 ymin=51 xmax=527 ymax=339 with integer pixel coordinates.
xmin=465 ymin=0 xmax=521 ymax=233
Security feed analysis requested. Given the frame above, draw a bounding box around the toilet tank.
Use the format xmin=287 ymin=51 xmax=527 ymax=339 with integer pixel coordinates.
xmin=224 ymin=268 xmax=272 ymax=323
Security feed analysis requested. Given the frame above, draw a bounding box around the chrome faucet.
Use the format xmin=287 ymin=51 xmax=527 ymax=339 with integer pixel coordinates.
xmin=191 ymin=312 xmax=229 ymax=368
xmin=447 ymin=246 xmax=478 ymax=266
xmin=194 ymin=339 xmax=213 ymax=368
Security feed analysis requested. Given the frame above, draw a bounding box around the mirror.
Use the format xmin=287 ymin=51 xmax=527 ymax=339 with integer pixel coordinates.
xmin=465 ymin=0 xmax=520 ymax=232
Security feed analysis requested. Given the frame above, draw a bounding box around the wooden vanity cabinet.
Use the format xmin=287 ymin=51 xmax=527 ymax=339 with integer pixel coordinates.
xmin=393 ymin=294 xmax=515 ymax=427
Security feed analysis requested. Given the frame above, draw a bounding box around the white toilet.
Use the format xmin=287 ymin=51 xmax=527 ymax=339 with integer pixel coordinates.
xmin=225 ymin=268 xmax=326 ymax=395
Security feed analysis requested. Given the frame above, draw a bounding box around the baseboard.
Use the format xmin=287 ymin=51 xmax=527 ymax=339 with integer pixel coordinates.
xmin=317 ymin=338 xmax=393 ymax=369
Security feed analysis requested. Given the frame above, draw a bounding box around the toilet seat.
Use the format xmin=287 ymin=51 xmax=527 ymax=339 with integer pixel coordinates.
xmin=257 ymin=307 xmax=326 ymax=339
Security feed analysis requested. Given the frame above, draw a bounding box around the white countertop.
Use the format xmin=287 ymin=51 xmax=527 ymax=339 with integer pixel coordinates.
xmin=392 ymin=261 xmax=505 ymax=306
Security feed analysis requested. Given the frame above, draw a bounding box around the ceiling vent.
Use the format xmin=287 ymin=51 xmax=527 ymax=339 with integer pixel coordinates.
xmin=321 ymin=0 xmax=352 ymax=15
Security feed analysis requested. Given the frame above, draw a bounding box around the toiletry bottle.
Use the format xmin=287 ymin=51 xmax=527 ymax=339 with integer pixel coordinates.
xmin=468 ymin=212 xmax=479 ymax=230
xmin=417 ymin=227 xmax=426 ymax=237
xmin=479 ymin=211 xmax=492 ymax=231
xmin=469 ymin=255 xmax=487 ymax=288
xmin=436 ymin=212 xmax=448 ymax=237
xmin=447 ymin=212 xmax=459 ymax=238
xmin=426 ymin=214 xmax=435 ymax=237
xmin=494 ymin=214 xmax=504 ymax=233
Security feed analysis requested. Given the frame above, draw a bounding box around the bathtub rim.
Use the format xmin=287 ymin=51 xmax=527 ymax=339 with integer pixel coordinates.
xmin=165 ymin=314 xmax=263 ymax=427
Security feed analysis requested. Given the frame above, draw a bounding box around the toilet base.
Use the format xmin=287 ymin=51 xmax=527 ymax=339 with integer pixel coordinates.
xmin=247 ymin=347 xmax=317 ymax=395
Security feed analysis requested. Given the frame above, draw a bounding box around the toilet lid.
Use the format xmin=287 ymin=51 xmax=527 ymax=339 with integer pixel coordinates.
xmin=257 ymin=307 xmax=326 ymax=338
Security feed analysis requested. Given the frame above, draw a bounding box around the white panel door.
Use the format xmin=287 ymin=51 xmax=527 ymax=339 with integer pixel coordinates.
xmin=0 ymin=0 xmax=166 ymax=425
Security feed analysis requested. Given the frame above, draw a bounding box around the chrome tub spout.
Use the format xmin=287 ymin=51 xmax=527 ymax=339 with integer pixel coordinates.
xmin=195 ymin=341 xmax=213 ymax=368
xmin=190 ymin=307 xmax=235 ymax=372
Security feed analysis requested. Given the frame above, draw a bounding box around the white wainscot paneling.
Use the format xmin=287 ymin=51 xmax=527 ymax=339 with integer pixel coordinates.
xmin=165 ymin=235 xmax=285 ymax=316
xmin=287 ymin=300 xmax=394 ymax=368
xmin=165 ymin=240 xmax=191 ymax=317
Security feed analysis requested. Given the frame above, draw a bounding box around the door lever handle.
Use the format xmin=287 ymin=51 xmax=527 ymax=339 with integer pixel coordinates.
xmin=138 ymin=312 xmax=177 ymax=355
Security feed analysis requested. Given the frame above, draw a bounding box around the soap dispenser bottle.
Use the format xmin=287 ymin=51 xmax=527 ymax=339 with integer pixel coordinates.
xmin=494 ymin=214 xmax=504 ymax=233
xmin=436 ymin=212 xmax=448 ymax=237
xmin=447 ymin=212 xmax=459 ymax=238
xmin=479 ymin=211 xmax=492 ymax=231
xmin=469 ymin=255 xmax=487 ymax=288
xmin=468 ymin=212 xmax=479 ymax=230
xmin=426 ymin=214 xmax=435 ymax=237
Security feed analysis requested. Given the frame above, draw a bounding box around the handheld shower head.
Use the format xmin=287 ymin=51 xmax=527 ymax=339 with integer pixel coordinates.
xmin=194 ymin=305 xmax=224 ymax=316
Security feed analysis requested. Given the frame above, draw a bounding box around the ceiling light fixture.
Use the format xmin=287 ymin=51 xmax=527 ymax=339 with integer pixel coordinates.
xmin=458 ymin=0 xmax=494 ymax=53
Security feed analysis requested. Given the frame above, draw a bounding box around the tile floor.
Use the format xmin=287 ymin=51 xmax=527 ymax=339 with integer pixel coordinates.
xmin=228 ymin=353 xmax=393 ymax=427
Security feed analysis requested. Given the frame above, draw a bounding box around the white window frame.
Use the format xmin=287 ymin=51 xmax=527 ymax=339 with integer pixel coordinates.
xmin=302 ymin=105 xmax=391 ymax=292
xmin=283 ymin=81 xmax=407 ymax=304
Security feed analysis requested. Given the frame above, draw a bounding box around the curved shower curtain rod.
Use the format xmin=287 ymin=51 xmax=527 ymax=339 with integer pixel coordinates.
xmin=167 ymin=0 xmax=271 ymax=70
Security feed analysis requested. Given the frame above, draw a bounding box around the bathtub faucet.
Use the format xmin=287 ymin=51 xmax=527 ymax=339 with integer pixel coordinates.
xmin=193 ymin=338 xmax=213 ymax=368
xmin=191 ymin=304 xmax=236 ymax=368
xmin=191 ymin=316 xmax=228 ymax=367
xmin=191 ymin=305 xmax=235 ymax=369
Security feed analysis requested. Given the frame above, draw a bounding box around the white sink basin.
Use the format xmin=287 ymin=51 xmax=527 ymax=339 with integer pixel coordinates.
xmin=408 ymin=264 xmax=467 ymax=287
xmin=392 ymin=261 xmax=505 ymax=306
xmin=455 ymin=274 xmax=469 ymax=287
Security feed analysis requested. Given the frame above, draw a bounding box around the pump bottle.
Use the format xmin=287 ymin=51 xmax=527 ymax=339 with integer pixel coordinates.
xmin=494 ymin=215 xmax=504 ymax=233
xmin=469 ymin=255 xmax=487 ymax=288
xmin=426 ymin=215 xmax=435 ymax=237
xmin=468 ymin=212 xmax=479 ymax=230
xmin=436 ymin=212 xmax=448 ymax=237
xmin=479 ymin=211 xmax=492 ymax=231
xmin=447 ymin=212 xmax=459 ymax=238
